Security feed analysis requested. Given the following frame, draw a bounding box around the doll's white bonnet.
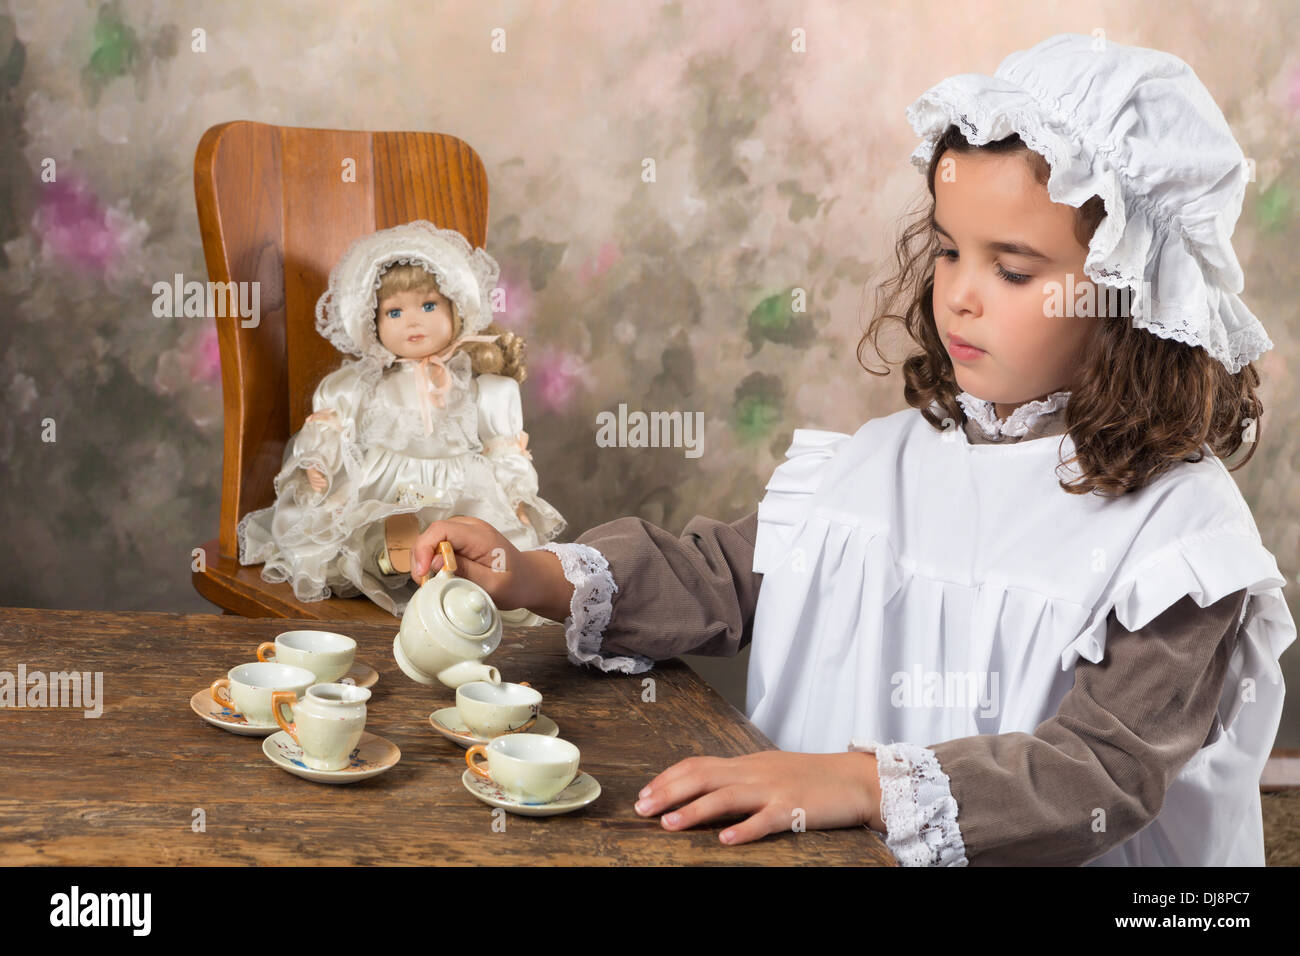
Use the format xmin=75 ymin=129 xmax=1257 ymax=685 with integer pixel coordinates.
xmin=314 ymin=220 xmax=502 ymax=366
xmin=906 ymin=32 xmax=1271 ymax=375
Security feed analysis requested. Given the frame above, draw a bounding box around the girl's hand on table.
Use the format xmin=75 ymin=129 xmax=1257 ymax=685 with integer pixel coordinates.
xmin=634 ymin=751 xmax=885 ymax=845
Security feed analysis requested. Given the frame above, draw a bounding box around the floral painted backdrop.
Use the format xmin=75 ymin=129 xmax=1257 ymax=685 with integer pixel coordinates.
xmin=0 ymin=1 xmax=1296 ymax=732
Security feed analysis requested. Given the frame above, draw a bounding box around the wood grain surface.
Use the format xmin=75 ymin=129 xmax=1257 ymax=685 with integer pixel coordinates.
xmin=0 ymin=608 xmax=896 ymax=866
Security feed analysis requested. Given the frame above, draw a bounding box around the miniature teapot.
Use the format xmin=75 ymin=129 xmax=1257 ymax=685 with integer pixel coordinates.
xmin=392 ymin=541 xmax=504 ymax=688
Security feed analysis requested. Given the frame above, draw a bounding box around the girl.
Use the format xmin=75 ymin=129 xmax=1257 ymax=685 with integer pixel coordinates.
xmin=410 ymin=33 xmax=1295 ymax=865
xmin=237 ymin=220 xmax=566 ymax=618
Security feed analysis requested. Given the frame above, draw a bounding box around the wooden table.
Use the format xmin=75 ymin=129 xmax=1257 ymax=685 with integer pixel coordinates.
xmin=0 ymin=608 xmax=895 ymax=865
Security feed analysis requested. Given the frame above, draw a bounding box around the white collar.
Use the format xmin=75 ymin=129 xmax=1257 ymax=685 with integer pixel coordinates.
xmin=956 ymin=390 xmax=1071 ymax=439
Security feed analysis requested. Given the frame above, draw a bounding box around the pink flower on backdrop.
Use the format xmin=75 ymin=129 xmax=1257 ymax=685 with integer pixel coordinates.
xmin=492 ymin=275 xmax=535 ymax=331
xmin=578 ymin=241 xmax=621 ymax=285
xmin=34 ymin=175 xmax=128 ymax=274
xmin=526 ymin=347 xmax=587 ymax=414
xmin=192 ymin=325 xmax=222 ymax=382
xmin=1288 ymin=63 xmax=1300 ymax=114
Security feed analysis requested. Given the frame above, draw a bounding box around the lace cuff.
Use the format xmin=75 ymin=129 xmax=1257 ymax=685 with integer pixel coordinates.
xmin=532 ymin=542 xmax=655 ymax=675
xmin=848 ymin=738 xmax=969 ymax=866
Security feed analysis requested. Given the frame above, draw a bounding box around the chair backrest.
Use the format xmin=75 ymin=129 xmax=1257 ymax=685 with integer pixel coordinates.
xmin=193 ymin=121 xmax=489 ymax=558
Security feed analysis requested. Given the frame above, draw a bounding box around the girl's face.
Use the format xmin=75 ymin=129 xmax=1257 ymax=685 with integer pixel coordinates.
xmin=930 ymin=150 xmax=1098 ymax=419
xmin=376 ymin=285 xmax=456 ymax=360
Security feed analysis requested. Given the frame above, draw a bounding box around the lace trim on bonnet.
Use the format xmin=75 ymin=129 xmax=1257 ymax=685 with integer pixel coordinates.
xmin=313 ymin=221 xmax=502 ymax=368
xmin=905 ymin=33 xmax=1273 ymax=375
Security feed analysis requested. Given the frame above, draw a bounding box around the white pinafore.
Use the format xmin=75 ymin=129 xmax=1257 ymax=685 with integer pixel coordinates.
xmin=747 ymin=406 xmax=1294 ymax=866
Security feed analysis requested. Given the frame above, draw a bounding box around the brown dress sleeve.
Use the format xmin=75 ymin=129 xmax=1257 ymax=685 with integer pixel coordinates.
xmin=926 ymin=587 xmax=1249 ymax=865
xmin=570 ymin=510 xmax=762 ymax=663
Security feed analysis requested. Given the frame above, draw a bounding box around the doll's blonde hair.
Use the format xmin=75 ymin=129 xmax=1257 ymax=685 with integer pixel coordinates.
xmin=375 ymin=263 xmax=527 ymax=384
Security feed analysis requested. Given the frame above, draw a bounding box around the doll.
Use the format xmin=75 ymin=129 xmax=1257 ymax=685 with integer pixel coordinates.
xmin=237 ymin=220 xmax=566 ymax=619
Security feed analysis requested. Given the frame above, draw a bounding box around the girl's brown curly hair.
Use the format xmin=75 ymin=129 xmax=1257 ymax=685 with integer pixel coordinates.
xmin=858 ymin=124 xmax=1262 ymax=497
xmin=375 ymin=263 xmax=527 ymax=383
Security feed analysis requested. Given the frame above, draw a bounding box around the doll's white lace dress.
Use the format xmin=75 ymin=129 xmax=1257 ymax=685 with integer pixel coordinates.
xmin=237 ymin=349 xmax=565 ymax=616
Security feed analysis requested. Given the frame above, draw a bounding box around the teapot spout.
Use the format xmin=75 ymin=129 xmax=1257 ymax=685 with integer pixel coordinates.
xmin=436 ymin=660 xmax=501 ymax=689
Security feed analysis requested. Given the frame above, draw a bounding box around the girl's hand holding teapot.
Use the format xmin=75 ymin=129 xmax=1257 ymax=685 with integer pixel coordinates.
xmin=411 ymin=517 xmax=574 ymax=623
xmin=408 ymin=517 xmax=546 ymax=610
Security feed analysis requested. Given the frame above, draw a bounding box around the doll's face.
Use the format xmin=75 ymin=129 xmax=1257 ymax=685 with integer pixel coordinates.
xmin=930 ymin=150 xmax=1099 ymax=420
xmin=376 ymin=285 xmax=457 ymax=360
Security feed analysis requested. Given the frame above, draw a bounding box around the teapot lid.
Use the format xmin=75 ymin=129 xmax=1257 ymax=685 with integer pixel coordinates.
xmin=441 ymin=583 xmax=494 ymax=636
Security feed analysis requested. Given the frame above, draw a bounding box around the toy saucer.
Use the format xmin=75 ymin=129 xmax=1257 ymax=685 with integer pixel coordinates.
xmin=190 ymin=688 xmax=279 ymax=736
xmin=462 ymin=769 xmax=601 ymax=816
xmin=338 ymin=662 xmax=379 ymax=688
xmin=498 ymin=607 xmax=560 ymax=627
xmin=429 ymin=706 xmax=559 ymax=748
xmin=262 ymin=731 xmax=400 ymax=784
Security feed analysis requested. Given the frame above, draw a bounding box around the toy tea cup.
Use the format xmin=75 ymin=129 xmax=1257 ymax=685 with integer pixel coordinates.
xmin=456 ymin=680 xmax=541 ymax=738
xmin=210 ymin=662 xmax=316 ymax=725
xmin=393 ymin=541 xmax=504 ymax=688
xmin=271 ymin=683 xmax=371 ymax=771
xmin=465 ymin=733 xmax=581 ymax=804
xmin=257 ymin=630 xmax=356 ymax=683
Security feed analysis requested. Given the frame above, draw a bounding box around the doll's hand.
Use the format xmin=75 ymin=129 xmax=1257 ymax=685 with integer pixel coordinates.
xmin=515 ymin=502 xmax=532 ymax=527
xmin=305 ymin=409 xmax=340 ymax=428
xmin=410 ymin=516 xmax=532 ymax=609
xmin=633 ymin=751 xmax=884 ymax=845
xmin=306 ymin=467 xmax=327 ymax=492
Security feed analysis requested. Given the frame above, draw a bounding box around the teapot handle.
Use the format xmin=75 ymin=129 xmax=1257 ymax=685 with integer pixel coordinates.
xmin=439 ymin=540 xmax=457 ymax=574
xmin=417 ymin=539 xmax=458 ymax=587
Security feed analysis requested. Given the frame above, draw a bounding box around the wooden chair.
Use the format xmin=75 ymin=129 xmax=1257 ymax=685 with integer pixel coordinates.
xmin=190 ymin=120 xmax=490 ymax=621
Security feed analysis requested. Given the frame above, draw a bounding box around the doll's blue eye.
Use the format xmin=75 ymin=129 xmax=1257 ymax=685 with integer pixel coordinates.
xmin=423 ymin=302 xmax=437 ymax=312
xmin=385 ymin=308 xmax=401 ymax=319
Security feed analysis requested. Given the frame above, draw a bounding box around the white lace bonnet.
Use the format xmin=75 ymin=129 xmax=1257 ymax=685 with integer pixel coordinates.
xmin=314 ymin=220 xmax=501 ymax=366
xmin=906 ymin=32 xmax=1271 ymax=375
